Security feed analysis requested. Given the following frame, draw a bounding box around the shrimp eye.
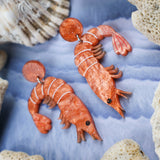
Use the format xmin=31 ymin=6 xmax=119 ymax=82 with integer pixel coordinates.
xmin=107 ymin=98 xmax=112 ymax=104
xmin=86 ymin=121 xmax=90 ymax=126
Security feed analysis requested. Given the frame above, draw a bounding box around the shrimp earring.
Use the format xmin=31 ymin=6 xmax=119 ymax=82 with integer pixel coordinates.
xmin=59 ymin=18 xmax=132 ymax=118
xmin=22 ymin=60 xmax=102 ymax=143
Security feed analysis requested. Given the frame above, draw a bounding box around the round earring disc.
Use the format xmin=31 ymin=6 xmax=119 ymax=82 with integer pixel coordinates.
xmin=22 ymin=60 xmax=45 ymax=82
xmin=59 ymin=18 xmax=83 ymax=42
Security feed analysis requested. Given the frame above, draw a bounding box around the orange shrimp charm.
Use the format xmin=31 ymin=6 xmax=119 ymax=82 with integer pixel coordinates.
xmin=22 ymin=60 xmax=102 ymax=143
xmin=60 ymin=18 xmax=132 ymax=118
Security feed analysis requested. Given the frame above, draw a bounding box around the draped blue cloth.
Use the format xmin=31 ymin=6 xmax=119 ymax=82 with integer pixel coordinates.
xmin=0 ymin=0 xmax=159 ymax=159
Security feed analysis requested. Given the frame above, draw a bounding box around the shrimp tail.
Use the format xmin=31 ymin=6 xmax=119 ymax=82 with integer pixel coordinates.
xmin=32 ymin=113 xmax=52 ymax=134
xmin=97 ymin=25 xmax=132 ymax=56
xmin=112 ymin=32 xmax=132 ymax=56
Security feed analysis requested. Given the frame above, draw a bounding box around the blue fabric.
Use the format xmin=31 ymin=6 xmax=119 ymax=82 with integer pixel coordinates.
xmin=0 ymin=0 xmax=159 ymax=159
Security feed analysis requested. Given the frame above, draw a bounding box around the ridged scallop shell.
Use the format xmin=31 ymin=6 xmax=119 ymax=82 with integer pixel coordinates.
xmin=0 ymin=0 xmax=70 ymax=46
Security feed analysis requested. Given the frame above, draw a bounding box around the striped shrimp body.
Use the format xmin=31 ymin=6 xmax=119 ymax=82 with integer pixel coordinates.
xmin=60 ymin=18 xmax=132 ymax=117
xmin=23 ymin=61 xmax=102 ymax=143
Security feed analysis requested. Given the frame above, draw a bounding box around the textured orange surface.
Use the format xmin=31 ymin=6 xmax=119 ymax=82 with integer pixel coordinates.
xmin=72 ymin=18 xmax=132 ymax=117
xmin=22 ymin=60 xmax=45 ymax=82
xmin=60 ymin=18 xmax=83 ymax=42
xmin=26 ymin=63 xmax=101 ymax=142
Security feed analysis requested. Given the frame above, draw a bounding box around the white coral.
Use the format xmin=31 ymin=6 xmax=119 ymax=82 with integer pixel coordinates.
xmin=101 ymin=139 xmax=149 ymax=160
xmin=0 ymin=78 xmax=8 ymax=112
xmin=151 ymin=82 xmax=160 ymax=159
xmin=0 ymin=150 xmax=44 ymax=160
xmin=129 ymin=0 xmax=160 ymax=45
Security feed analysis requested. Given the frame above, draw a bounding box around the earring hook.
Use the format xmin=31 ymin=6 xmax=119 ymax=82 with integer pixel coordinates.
xmin=76 ymin=34 xmax=82 ymax=42
xmin=37 ymin=77 xmax=43 ymax=84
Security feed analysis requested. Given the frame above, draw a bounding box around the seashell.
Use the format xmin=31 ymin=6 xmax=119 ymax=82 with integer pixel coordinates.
xmin=0 ymin=78 xmax=8 ymax=113
xmin=0 ymin=0 xmax=70 ymax=46
xmin=0 ymin=150 xmax=44 ymax=160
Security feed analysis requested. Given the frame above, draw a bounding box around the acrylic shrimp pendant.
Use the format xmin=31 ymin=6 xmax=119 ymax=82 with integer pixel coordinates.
xmin=60 ymin=18 xmax=132 ymax=118
xmin=22 ymin=60 xmax=102 ymax=143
